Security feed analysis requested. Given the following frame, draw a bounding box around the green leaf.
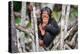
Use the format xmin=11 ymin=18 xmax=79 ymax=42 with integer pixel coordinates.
xmin=15 ymin=17 xmax=21 ymax=24
xmin=26 ymin=22 xmax=32 ymax=28
xmin=52 ymin=11 xmax=61 ymax=22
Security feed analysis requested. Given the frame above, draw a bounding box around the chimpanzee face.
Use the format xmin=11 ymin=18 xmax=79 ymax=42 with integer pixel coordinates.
xmin=42 ymin=11 xmax=49 ymax=24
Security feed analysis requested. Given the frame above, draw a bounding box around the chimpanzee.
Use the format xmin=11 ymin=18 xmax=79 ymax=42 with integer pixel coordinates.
xmin=38 ymin=7 xmax=60 ymax=48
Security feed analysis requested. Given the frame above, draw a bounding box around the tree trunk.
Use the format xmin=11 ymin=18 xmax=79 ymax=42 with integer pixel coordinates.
xmin=10 ymin=1 xmax=19 ymax=53
xmin=60 ymin=5 xmax=66 ymax=50
xmin=33 ymin=6 xmax=39 ymax=52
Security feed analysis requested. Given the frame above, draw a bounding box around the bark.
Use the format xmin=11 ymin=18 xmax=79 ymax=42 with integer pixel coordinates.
xmin=60 ymin=5 xmax=66 ymax=50
xmin=32 ymin=6 xmax=39 ymax=52
xmin=64 ymin=23 xmax=78 ymax=41
xmin=10 ymin=1 xmax=19 ymax=53
xmin=16 ymin=25 xmax=33 ymax=40
xmin=65 ymin=32 xmax=78 ymax=49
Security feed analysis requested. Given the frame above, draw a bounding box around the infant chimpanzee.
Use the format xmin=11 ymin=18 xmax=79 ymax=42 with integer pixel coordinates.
xmin=38 ymin=7 xmax=60 ymax=47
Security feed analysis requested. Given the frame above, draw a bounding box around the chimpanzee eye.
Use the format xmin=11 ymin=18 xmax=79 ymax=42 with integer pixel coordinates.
xmin=45 ymin=15 xmax=48 ymax=18
xmin=42 ymin=13 xmax=49 ymax=19
xmin=42 ymin=16 xmax=47 ymax=18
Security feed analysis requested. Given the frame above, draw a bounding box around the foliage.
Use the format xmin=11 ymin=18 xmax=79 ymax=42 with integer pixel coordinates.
xmin=13 ymin=1 xmax=22 ymax=12
xmin=15 ymin=17 xmax=21 ymax=25
xmin=52 ymin=11 xmax=61 ymax=22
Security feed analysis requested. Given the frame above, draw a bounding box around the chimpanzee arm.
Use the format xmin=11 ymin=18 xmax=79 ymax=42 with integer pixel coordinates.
xmin=45 ymin=21 xmax=60 ymax=36
xmin=43 ymin=22 xmax=60 ymax=47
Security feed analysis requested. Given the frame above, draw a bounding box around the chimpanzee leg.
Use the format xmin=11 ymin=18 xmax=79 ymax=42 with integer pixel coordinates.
xmin=43 ymin=32 xmax=53 ymax=47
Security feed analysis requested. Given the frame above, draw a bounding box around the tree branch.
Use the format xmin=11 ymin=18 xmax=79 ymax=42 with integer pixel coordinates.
xmin=65 ymin=32 xmax=78 ymax=49
xmin=64 ymin=24 xmax=78 ymax=40
xmin=16 ymin=25 xmax=34 ymax=40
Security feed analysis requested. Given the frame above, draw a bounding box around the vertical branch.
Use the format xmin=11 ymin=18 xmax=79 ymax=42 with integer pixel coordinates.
xmin=17 ymin=2 xmax=26 ymax=52
xmin=11 ymin=1 xmax=19 ymax=52
xmin=33 ymin=6 xmax=39 ymax=52
xmin=16 ymin=29 xmax=22 ymax=52
xmin=20 ymin=2 xmax=26 ymax=26
xmin=21 ymin=2 xmax=26 ymax=52
xmin=31 ymin=9 xmax=36 ymax=52
xmin=64 ymin=5 xmax=70 ymax=49
xmin=60 ymin=5 xmax=66 ymax=50
xmin=27 ymin=3 xmax=37 ymax=52
xmin=64 ymin=5 xmax=70 ymax=34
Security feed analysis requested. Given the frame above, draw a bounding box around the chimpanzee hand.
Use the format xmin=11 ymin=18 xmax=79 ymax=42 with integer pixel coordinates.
xmin=39 ymin=23 xmax=46 ymax=36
